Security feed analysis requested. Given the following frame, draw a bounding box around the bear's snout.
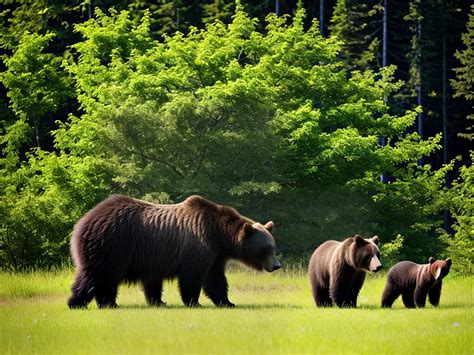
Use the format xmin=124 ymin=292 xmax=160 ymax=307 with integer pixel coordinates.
xmin=369 ymin=256 xmax=383 ymax=272
xmin=272 ymin=260 xmax=281 ymax=272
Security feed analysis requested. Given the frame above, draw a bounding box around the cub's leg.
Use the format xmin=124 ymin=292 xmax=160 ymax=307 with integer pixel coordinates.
xmin=401 ymin=288 xmax=416 ymax=308
xmin=428 ymin=282 xmax=442 ymax=307
xmin=381 ymin=281 xmax=401 ymax=308
xmin=414 ymin=286 xmax=429 ymax=308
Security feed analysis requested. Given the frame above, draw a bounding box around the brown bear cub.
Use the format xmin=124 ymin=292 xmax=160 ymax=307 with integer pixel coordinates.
xmin=381 ymin=257 xmax=451 ymax=308
xmin=68 ymin=195 xmax=280 ymax=309
xmin=308 ymin=235 xmax=382 ymax=308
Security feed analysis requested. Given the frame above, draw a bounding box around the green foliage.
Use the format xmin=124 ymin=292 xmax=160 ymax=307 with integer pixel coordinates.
xmin=443 ymin=154 xmax=474 ymax=274
xmin=0 ymin=6 xmax=461 ymax=270
xmin=202 ymin=0 xmax=235 ymax=24
xmin=380 ymin=234 xmax=404 ymax=268
xmin=329 ymin=0 xmax=382 ymax=71
xmin=1 ymin=32 xmax=73 ymax=147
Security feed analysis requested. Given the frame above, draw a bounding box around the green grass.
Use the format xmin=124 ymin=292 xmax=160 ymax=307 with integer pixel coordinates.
xmin=1 ymin=268 xmax=473 ymax=354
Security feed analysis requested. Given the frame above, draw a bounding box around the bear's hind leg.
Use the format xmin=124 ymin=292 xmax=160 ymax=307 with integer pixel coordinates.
xmin=381 ymin=283 xmax=400 ymax=308
xmin=68 ymin=270 xmax=95 ymax=309
xmin=178 ymin=272 xmax=202 ymax=307
xmin=143 ymin=279 xmax=166 ymax=307
xmin=314 ymin=286 xmax=332 ymax=307
xmin=401 ymin=289 xmax=416 ymax=308
xmin=203 ymin=259 xmax=234 ymax=308
xmin=95 ymin=281 xmax=119 ymax=308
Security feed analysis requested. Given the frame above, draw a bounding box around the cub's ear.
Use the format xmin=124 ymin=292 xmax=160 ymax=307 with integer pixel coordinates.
xmin=371 ymin=235 xmax=380 ymax=245
xmin=354 ymin=235 xmax=365 ymax=245
xmin=445 ymin=258 xmax=452 ymax=266
xmin=429 ymin=257 xmax=435 ymax=264
xmin=264 ymin=221 xmax=274 ymax=232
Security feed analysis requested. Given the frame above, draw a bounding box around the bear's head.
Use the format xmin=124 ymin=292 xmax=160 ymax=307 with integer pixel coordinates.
xmin=352 ymin=235 xmax=383 ymax=272
xmin=429 ymin=257 xmax=451 ymax=281
xmin=238 ymin=221 xmax=281 ymax=272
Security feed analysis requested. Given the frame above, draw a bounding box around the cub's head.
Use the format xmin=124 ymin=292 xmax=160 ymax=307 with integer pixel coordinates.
xmin=352 ymin=235 xmax=382 ymax=272
xmin=238 ymin=221 xmax=281 ymax=272
xmin=429 ymin=257 xmax=452 ymax=281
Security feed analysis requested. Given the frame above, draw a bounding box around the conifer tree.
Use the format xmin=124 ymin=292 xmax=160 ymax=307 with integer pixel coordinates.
xmin=452 ymin=4 xmax=474 ymax=140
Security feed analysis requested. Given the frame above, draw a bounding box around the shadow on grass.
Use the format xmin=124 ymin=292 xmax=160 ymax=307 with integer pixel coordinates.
xmin=356 ymin=303 xmax=474 ymax=310
xmin=97 ymin=303 xmax=301 ymax=310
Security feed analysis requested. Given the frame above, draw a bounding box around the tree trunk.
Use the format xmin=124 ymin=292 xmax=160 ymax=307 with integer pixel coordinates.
xmin=417 ymin=21 xmax=423 ymax=166
xmin=34 ymin=119 xmax=41 ymax=149
xmin=442 ymin=15 xmax=450 ymax=232
xmin=380 ymin=0 xmax=388 ymax=183
xmin=320 ymin=0 xmax=325 ymax=36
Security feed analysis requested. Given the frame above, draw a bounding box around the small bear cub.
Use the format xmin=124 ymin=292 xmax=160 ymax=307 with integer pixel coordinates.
xmin=381 ymin=257 xmax=451 ymax=308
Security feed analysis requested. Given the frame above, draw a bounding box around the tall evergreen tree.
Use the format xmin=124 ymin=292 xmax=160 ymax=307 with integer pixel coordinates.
xmin=451 ymin=4 xmax=474 ymax=140
xmin=329 ymin=0 xmax=382 ymax=71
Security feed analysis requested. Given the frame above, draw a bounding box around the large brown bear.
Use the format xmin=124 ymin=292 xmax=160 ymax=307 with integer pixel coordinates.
xmin=381 ymin=257 xmax=451 ymax=308
xmin=308 ymin=235 xmax=382 ymax=307
xmin=68 ymin=195 xmax=280 ymax=309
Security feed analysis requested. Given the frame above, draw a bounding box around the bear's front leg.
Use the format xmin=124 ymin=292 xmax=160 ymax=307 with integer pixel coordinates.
xmin=428 ymin=282 xmax=442 ymax=307
xmin=203 ymin=258 xmax=235 ymax=308
xmin=329 ymin=281 xmax=353 ymax=307
xmin=414 ymin=286 xmax=429 ymax=308
xmin=349 ymin=272 xmax=366 ymax=307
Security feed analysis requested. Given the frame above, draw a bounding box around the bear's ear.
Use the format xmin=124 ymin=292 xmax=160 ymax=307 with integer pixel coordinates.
xmin=354 ymin=235 xmax=365 ymax=245
xmin=429 ymin=257 xmax=435 ymax=264
xmin=371 ymin=235 xmax=380 ymax=245
xmin=242 ymin=223 xmax=255 ymax=239
xmin=264 ymin=221 xmax=274 ymax=232
xmin=445 ymin=258 xmax=452 ymax=266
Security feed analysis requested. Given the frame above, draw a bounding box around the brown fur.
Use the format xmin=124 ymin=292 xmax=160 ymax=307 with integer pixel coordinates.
xmin=308 ymin=235 xmax=382 ymax=307
xmin=381 ymin=257 xmax=451 ymax=308
xmin=68 ymin=195 xmax=280 ymax=309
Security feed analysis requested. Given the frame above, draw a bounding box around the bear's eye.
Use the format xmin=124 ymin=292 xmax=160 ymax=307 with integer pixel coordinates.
xmin=260 ymin=245 xmax=272 ymax=257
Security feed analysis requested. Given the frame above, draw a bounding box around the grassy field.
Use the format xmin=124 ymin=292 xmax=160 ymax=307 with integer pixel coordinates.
xmin=0 ymin=268 xmax=472 ymax=354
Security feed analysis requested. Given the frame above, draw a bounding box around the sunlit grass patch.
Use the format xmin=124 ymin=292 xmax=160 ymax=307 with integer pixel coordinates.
xmin=0 ymin=269 xmax=473 ymax=354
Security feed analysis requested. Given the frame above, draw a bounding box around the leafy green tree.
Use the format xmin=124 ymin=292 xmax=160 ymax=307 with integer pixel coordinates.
xmin=442 ymin=154 xmax=474 ymax=274
xmin=0 ymin=4 xmax=455 ymax=269
xmin=67 ymin=6 xmax=446 ymax=258
xmin=1 ymin=32 xmax=73 ymax=149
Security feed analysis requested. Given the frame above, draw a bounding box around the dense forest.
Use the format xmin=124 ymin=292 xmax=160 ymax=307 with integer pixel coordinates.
xmin=0 ymin=0 xmax=472 ymax=273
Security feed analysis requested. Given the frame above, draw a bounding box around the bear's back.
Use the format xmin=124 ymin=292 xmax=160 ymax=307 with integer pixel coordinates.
xmin=388 ymin=261 xmax=426 ymax=286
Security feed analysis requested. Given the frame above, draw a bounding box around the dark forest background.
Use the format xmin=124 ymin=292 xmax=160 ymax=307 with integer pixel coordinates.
xmin=0 ymin=0 xmax=472 ymax=272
